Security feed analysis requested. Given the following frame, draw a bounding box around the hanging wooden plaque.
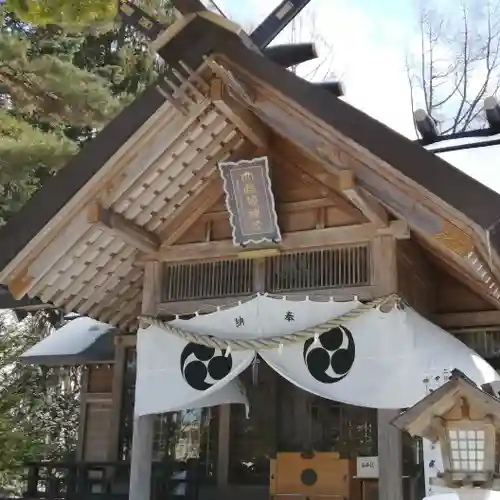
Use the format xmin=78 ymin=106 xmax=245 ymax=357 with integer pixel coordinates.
xmin=218 ymin=156 xmax=282 ymax=247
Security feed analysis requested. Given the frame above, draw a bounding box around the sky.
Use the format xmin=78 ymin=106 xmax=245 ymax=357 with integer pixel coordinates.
xmin=209 ymin=0 xmax=421 ymax=138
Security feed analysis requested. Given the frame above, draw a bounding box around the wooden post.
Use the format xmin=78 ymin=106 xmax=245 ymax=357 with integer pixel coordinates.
xmin=377 ymin=409 xmax=403 ymax=500
xmin=76 ymin=368 xmax=89 ymax=460
xmin=372 ymin=235 xmax=397 ymax=295
xmin=129 ymin=415 xmax=155 ymax=500
xmin=107 ymin=345 xmax=127 ymax=460
xmin=217 ymin=404 xmax=231 ymax=488
xmin=372 ymin=236 xmax=403 ymax=500
xmin=129 ymin=262 xmax=162 ymax=500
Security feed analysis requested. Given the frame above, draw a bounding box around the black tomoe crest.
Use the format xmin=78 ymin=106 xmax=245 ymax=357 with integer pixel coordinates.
xmin=180 ymin=343 xmax=233 ymax=391
xmin=303 ymin=326 xmax=355 ymax=383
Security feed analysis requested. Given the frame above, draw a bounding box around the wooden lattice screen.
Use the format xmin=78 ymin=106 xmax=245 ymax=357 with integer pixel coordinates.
xmin=163 ymin=245 xmax=371 ymax=302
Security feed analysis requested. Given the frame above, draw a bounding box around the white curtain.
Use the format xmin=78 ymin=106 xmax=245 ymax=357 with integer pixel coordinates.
xmin=135 ymin=324 xmax=253 ymax=416
xmin=261 ymin=306 xmax=499 ymax=408
xmin=134 ymin=296 xmax=500 ymax=415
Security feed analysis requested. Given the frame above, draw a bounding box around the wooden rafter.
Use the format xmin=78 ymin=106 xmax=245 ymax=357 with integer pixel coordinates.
xmin=209 ymin=77 xmax=269 ymax=149
xmin=159 ymin=172 xmax=224 ymax=246
xmin=87 ymin=203 xmax=160 ymax=254
xmin=157 ymin=141 xmax=256 ymax=246
xmin=419 ymin=233 xmax=500 ymax=309
xmin=338 ymin=170 xmax=388 ymax=226
xmin=143 ymin=221 xmax=409 ymax=263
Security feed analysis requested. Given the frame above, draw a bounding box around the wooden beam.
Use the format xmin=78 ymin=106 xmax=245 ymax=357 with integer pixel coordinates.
xmin=339 ymin=170 xmax=388 ymax=226
xmin=277 ymin=160 xmax=362 ymax=221
xmin=87 ymin=203 xmax=160 ymax=254
xmin=143 ymin=221 xmax=409 ymax=263
xmin=8 ymin=266 xmax=35 ymax=300
xmin=420 ymin=234 xmax=500 ymax=309
xmin=209 ymin=77 xmax=269 ymax=149
xmin=434 ymin=310 xmax=500 ymax=329
xmin=200 ymin=198 xmax=334 ymax=222
xmin=269 ymin=138 xmax=362 ymax=220
xmin=157 ymin=142 xmax=256 ymax=246
xmin=159 ymin=173 xmax=224 ymax=246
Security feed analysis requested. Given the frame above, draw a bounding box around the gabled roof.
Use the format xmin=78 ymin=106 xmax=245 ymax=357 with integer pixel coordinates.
xmin=392 ymin=370 xmax=500 ymax=438
xmin=0 ymin=12 xmax=499 ymax=323
xmin=0 ymin=86 xmax=164 ymax=275
xmin=209 ymin=26 xmax=500 ymax=237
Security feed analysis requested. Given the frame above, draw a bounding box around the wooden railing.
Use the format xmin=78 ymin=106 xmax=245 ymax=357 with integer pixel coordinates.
xmin=21 ymin=460 xmax=199 ymax=500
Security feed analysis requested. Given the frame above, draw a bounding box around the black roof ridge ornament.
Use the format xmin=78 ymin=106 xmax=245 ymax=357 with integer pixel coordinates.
xmin=118 ymin=0 xmax=344 ymax=95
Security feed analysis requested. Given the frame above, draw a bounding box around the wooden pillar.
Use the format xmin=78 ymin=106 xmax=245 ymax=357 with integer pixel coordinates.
xmin=108 ymin=344 xmax=127 ymax=460
xmin=294 ymin=387 xmax=311 ymax=449
xmin=129 ymin=262 xmax=162 ymax=500
xmin=217 ymin=404 xmax=231 ymax=488
xmin=372 ymin=236 xmax=403 ymax=500
xmin=76 ymin=368 xmax=90 ymax=461
xmin=377 ymin=409 xmax=403 ymax=500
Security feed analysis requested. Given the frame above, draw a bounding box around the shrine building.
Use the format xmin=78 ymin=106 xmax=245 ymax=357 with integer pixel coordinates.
xmin=2 ymin=3 xmax=500 ymax=500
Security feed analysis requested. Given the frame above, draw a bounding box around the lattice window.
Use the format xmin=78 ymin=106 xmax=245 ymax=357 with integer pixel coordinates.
xmin=162 ymin=245 xmax=371 ymax=302
xmin=453 ymin=329 xmax=500 ymax=359
xmin=164 ymin=259 xmax=254 ymax=301
xmin=265 ymin=245 xmax=370 ymax=293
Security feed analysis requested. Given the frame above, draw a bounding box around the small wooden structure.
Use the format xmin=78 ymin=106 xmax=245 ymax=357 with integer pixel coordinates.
xmin=393 ymin=371 xmax=500 ymax=490
xmin=2 ymin=3 xmax=500 ymax=500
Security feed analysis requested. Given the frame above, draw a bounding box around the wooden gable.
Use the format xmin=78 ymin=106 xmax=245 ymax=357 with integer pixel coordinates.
xmin=1 ymin=11 xmax=500 ymax=327
xmin=177 ymin=152 xmax=364 ymax=245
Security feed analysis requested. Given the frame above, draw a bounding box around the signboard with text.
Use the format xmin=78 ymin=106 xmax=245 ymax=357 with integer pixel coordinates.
xmin=218 ymin=156 xmax=282 ymax=247
xmin=356 ymin=456 xmax=379 ymax=478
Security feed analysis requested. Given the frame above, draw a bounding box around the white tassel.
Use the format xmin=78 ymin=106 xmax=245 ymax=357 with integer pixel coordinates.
xmin=313 ymin=333 xmax=320 ymax=344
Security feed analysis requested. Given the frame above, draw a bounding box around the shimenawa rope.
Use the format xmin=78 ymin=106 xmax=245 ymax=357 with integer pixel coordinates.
xmin=139 ymin=294 xmax=398 ymax=351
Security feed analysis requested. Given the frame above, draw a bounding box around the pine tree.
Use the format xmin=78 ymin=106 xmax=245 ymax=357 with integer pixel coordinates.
xmin=0 ymin=12 xmax=163 ymax=224
xmin=0 ymin=311 xmax=81 ymax=494
xmin=0 ymin=4 xmax=169 ymax=490
xmin=4 ymin=0 xmax=171 ymax=30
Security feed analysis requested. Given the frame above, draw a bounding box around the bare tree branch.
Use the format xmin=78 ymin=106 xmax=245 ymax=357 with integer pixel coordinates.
xmin=407 ymin=0 xmax=500 ymax=135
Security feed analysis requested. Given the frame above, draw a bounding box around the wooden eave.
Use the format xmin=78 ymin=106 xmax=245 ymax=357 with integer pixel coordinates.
xmin=392 ymin=374 xmax=500 ymax=437
xmin=2 ymin=11 xmax=500 ymax=323
xmin=0 ymin=66 xmax=255 ymax=328
xmin=179 ymin=25 xmax=500 ymax=308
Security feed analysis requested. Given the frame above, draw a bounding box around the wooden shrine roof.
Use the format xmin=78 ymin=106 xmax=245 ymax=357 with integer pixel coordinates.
xmin=0 ymin=12 xmax=499 ymax=327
